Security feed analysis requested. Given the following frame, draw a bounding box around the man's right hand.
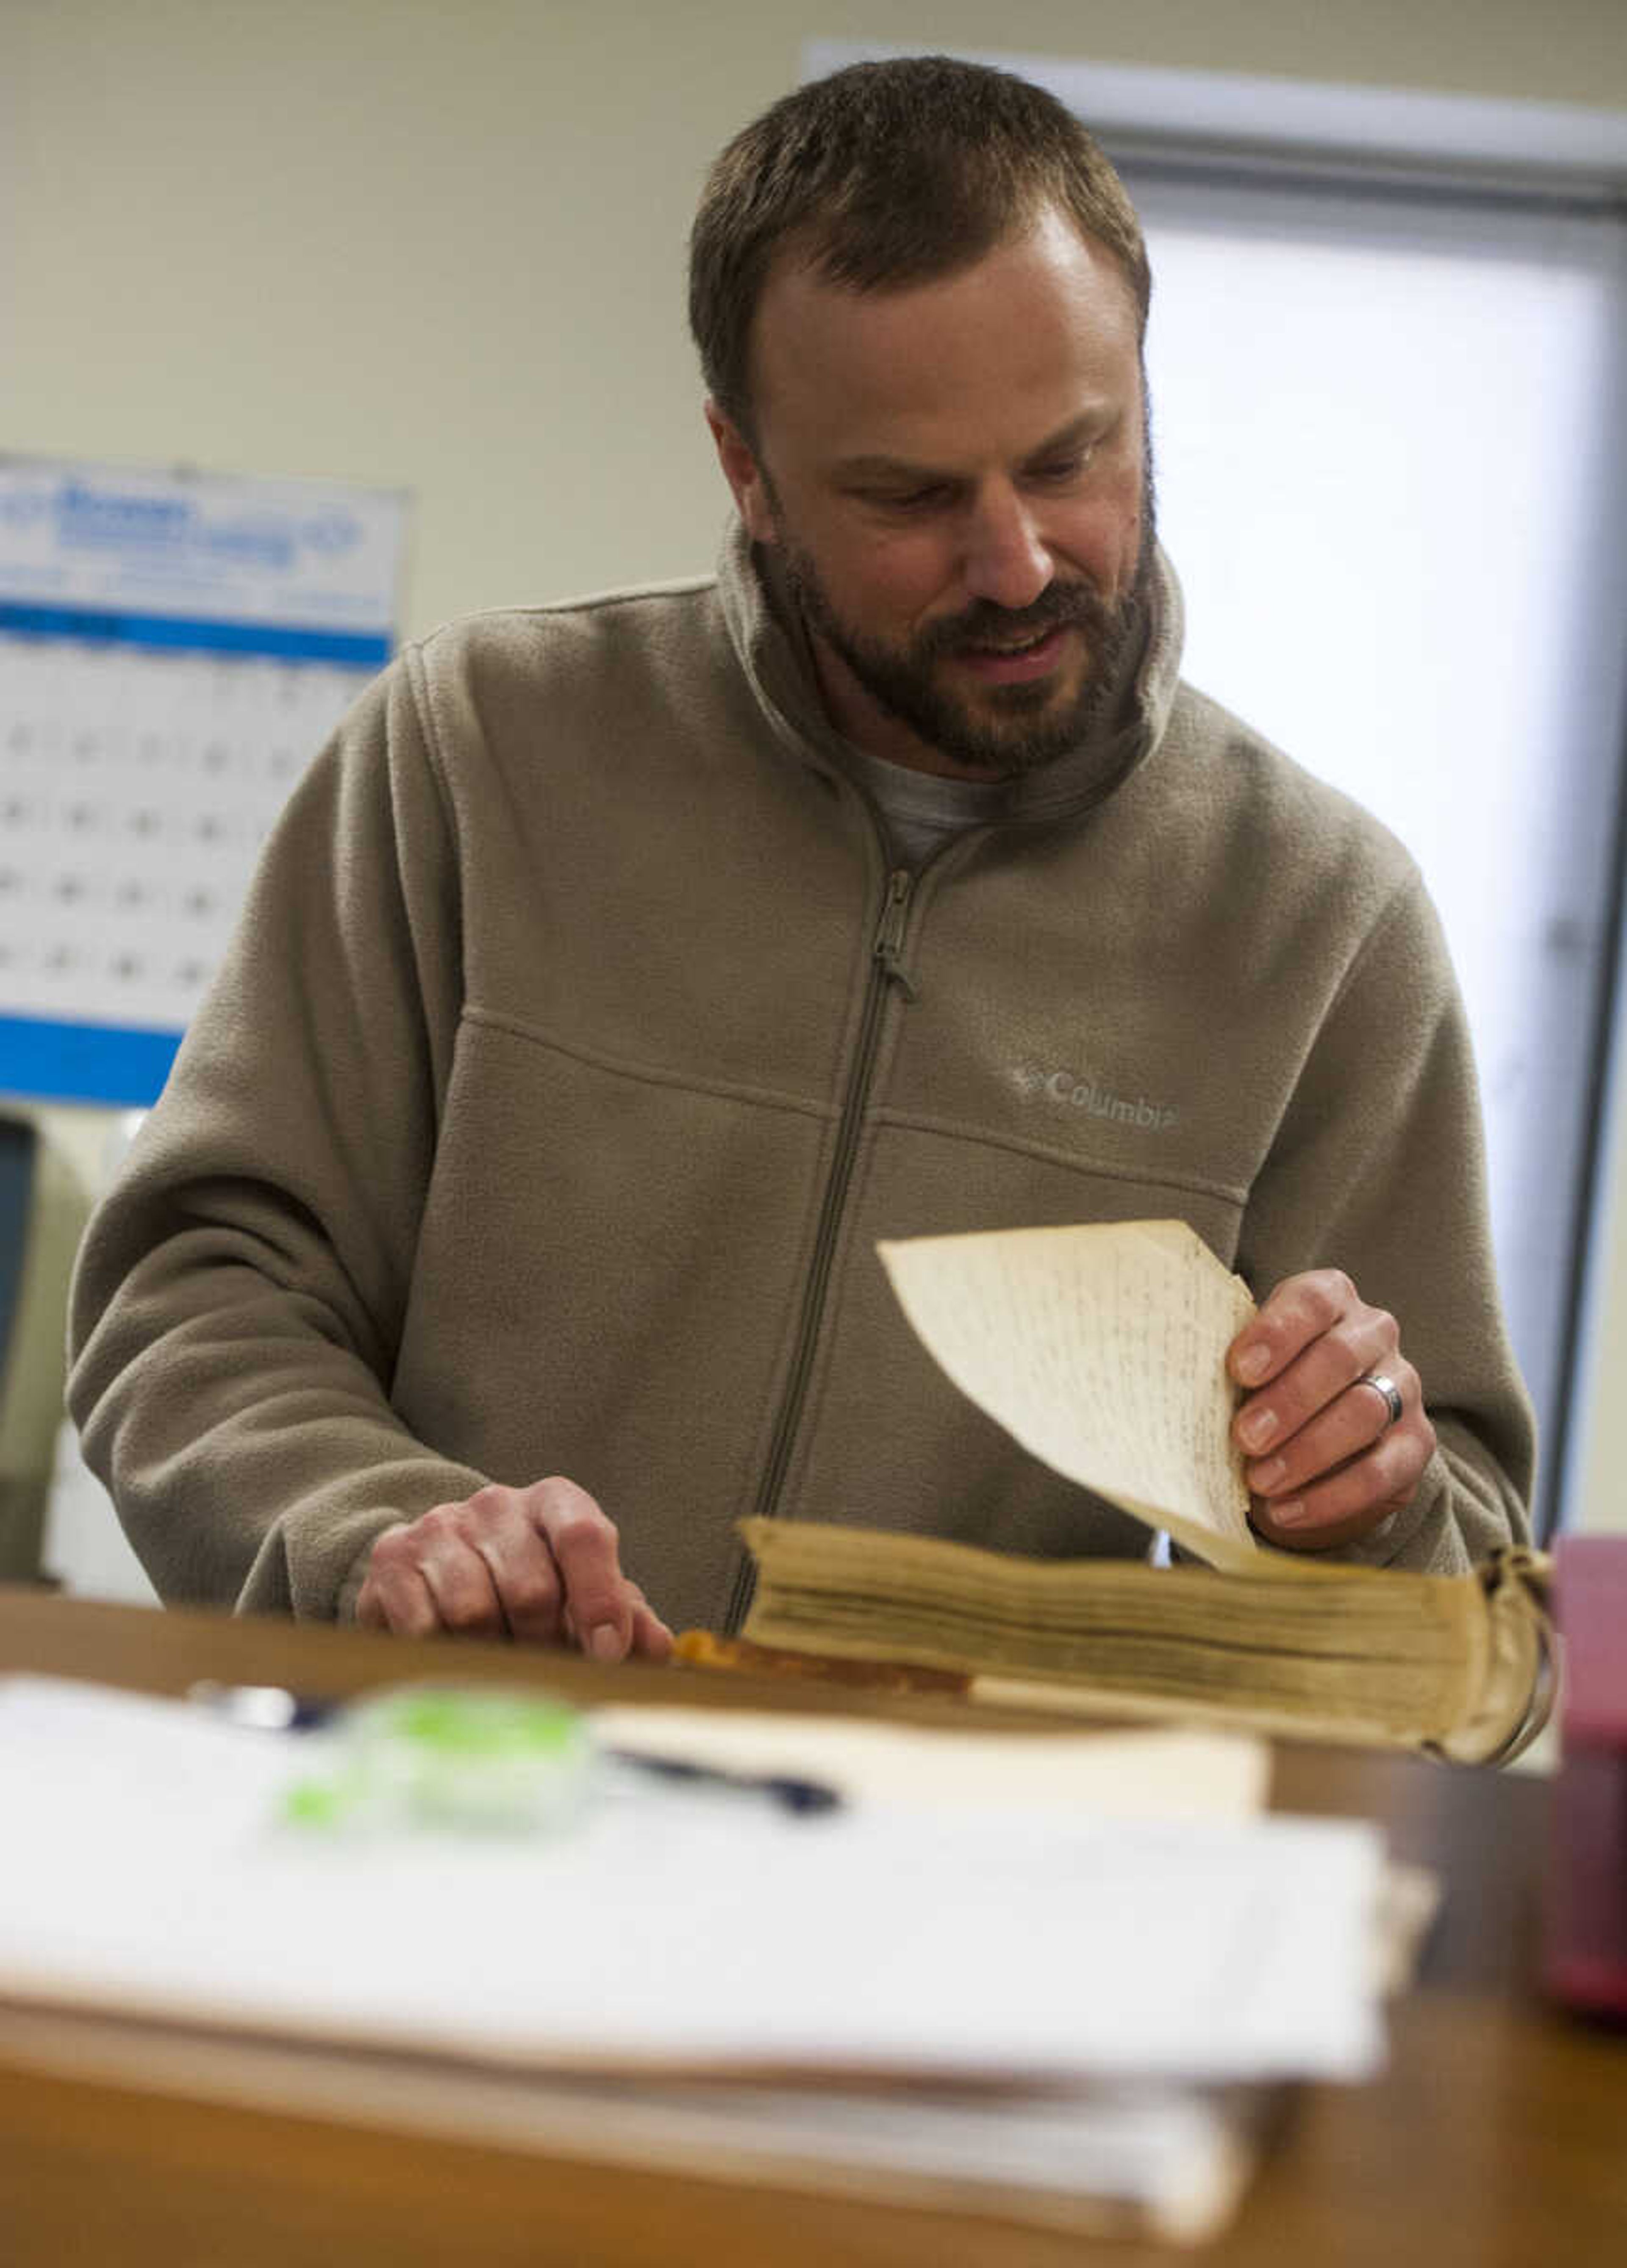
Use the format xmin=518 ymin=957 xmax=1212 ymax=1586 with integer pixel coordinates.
xmin=355 ymin=1476 xmax=673 ymax=1662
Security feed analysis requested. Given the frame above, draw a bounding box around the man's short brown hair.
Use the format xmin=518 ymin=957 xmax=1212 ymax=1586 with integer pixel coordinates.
xmin=689 ymin=55 xmax=1151 ymax=439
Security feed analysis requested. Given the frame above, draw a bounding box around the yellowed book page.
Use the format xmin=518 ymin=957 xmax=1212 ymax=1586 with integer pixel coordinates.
xmin=878 ymin=1221 xmax=1258 ymax=1570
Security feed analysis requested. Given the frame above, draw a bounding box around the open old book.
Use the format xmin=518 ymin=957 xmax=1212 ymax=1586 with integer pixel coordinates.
xmin=725 ymin=1222 xmax=1552 ymax=1762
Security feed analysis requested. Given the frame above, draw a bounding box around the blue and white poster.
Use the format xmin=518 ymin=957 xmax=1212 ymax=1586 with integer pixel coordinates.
xmin=0 ymin=456 xmax=408 ymax=1105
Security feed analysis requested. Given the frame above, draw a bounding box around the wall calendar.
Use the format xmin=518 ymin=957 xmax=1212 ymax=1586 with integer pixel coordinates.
xmin=0 ymin=457 xmax=408 ymax=1106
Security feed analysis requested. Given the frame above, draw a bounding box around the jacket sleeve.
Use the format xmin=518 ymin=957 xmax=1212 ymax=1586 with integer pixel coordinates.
xmin=67 ymin=653 xmax=492 ymax=1618
xmin=1233 ymin=867 xmax=1535 ymax=1574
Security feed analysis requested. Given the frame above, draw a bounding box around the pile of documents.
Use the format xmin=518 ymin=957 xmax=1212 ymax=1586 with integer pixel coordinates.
xmin=0 ymin=1675 xmax=1411 ymax=2244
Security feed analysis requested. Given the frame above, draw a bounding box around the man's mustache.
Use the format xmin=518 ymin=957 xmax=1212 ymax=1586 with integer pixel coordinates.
xmin=918 ymin=581 xmax=1119 ymax=656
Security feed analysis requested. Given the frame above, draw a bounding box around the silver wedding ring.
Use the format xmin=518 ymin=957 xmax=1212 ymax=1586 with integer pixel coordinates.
xmin=1359 ymin=1371 xmax=1405 ymax=1431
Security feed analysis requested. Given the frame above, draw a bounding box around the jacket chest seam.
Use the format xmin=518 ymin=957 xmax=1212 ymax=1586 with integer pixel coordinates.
xmin=459 ymin=1003 xmax=841 ymax=1127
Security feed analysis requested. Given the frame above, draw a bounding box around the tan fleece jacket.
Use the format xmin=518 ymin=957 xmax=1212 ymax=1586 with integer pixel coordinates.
xmin=67 ymin=529 xmax=1533 ymax=1632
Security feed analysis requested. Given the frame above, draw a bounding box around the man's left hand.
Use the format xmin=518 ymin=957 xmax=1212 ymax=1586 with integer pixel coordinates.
xmin=1226 ymin=1270 xmax=1435 ymax=1550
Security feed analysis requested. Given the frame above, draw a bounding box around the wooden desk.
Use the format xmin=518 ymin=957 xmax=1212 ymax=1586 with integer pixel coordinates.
xmin=0 ymin=1587 xmax=1622 ymax=2267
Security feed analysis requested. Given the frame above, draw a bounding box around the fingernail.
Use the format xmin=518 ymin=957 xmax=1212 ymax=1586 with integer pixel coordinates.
xmin=1239 ymin=1407 xmax=1278 ymax=1451
xmin=1254 ymin=1456 xmax=1286 ymax=1491
xmin=1269 ymin=1498 xmax=1309 ymax=1528
xmin=1236 ymin=1344 xmax=1270 ymax=1384
xmin=589 ymin=1624 xmax=623 ymax=1663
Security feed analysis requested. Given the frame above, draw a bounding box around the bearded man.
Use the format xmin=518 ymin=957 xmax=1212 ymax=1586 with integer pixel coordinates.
xmin=68 ymin=57 xmax=1533 ymax=1651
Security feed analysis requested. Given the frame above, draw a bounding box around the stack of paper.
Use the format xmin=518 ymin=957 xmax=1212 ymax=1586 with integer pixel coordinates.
xmin=0 ymin=1677 xmax=1391 ymax=2243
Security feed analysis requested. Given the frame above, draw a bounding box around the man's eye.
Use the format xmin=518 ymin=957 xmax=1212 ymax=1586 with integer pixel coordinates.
xmin=861 ymin=482 xmax=952 ymax=514
xmin=1029 ymin=452 xmax=1090 ymax=484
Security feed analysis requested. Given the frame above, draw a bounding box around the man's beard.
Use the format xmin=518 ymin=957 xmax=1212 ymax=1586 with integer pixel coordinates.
xmin=776 ymin=502 xmax=1157 ymax=777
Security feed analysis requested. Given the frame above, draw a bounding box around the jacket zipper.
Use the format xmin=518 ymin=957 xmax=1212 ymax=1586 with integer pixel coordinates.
xmin=722 ymin=865 xmax=918 ymax=1633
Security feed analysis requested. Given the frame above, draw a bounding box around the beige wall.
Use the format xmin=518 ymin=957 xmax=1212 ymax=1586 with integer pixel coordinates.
xmin=5 ymin=0 xmax=1627 ymax=1529
xmin=6 ymin=0 xmax=1625 ymax=637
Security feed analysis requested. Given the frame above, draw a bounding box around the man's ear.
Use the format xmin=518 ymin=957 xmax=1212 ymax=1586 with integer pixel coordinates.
xmin=704 ymin=402 xmax=777 ymax=547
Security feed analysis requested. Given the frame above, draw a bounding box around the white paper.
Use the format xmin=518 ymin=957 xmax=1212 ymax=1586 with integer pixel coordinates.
xmin=0 ymin=1678 xmax=1382 ymax=2085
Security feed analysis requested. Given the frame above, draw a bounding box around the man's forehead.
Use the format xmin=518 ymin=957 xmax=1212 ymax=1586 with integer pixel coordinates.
xmin=758 ymin=204 xmax=1133 ymax=324
xmin=746 ymin=210 xmax=1143 ymax=452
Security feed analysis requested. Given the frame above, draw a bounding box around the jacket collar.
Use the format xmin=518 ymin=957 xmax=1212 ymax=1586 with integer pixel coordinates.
xmin=715 ymin=514 xmax=1186 ymax=831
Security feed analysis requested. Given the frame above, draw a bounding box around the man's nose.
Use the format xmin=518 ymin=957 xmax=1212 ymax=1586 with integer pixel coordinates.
xmin=961 ymin=489 xmax=1053 ymax=612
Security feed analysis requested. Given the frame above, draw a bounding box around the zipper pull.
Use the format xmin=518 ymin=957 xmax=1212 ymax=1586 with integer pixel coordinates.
xmin=873 ymin=868 xmax=919 ymax=1001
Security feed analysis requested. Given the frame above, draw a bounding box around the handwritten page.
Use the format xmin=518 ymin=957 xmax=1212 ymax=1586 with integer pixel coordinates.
xmin=877 ymin=1221 xmax=1258 ymax=1569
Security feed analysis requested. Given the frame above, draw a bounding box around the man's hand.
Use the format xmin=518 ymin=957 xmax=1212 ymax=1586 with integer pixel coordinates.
xmin=355 ymin=1476 xmax=674 ymax=1661
xmin=1226 ymin=1270 xmax=1435 ymax=1550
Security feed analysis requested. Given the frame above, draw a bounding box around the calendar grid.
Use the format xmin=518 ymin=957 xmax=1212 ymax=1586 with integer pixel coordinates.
xmin=0 ymin=458 xmax=407 ymax=1107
